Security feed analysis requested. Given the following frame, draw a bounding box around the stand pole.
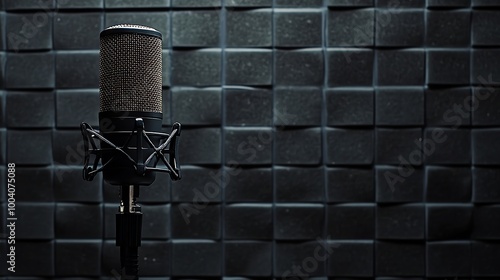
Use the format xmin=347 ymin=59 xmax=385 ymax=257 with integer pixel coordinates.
xmin=116 ymin=185 xmax=142 ymax=280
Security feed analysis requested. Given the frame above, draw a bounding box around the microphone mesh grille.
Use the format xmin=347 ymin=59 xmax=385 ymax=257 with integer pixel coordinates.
xmin=100 ymin=25 xmax=162 ymax=113
xmin=105 ymin=24 xmax=158 ymax=31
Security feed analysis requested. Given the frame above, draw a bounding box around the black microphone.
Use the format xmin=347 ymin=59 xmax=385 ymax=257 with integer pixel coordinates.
xmin=99 ymin=24 xmax=164 ymax=186
xmin=80 ymin=24 xmax=181 ymax=279
xmin=81 ymin=24 xmax=181 ymax=185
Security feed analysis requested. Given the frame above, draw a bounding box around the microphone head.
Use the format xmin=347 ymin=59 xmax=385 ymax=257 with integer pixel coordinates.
xmin=99 ymin=24 xmax=162 ymax=113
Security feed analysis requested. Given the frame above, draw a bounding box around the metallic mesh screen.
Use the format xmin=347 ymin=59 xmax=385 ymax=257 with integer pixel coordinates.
xmin=99 ymin=26 xmax=162 ymax=113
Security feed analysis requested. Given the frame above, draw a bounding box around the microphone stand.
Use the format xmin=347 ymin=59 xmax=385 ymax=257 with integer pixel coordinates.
xmin=81 ymin=120 xmax=181 ymax=279
xmin=116 ymin=185 xmax=142 ymax=280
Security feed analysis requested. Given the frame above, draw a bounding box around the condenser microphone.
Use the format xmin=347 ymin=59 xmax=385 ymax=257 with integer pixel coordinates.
xmin=80 ymin=24 xmax=181 ymax=280
xmin=99 ymin=24 xmax=164 ymax=186
xmin=81 ymin=24 xmax=181 ymax=186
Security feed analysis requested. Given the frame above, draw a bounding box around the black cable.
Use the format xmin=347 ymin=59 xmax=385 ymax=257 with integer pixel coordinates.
xmin=121 ymin=246 xmax=139 ymax=280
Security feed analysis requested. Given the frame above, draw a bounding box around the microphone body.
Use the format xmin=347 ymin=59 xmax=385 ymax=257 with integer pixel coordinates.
xmin=99 ymin=24 xmax=163 ymax=186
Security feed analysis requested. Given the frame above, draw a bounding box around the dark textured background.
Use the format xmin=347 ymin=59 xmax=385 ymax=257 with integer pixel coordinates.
xmin=1 ymin=0 xmax=500 ymax=278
